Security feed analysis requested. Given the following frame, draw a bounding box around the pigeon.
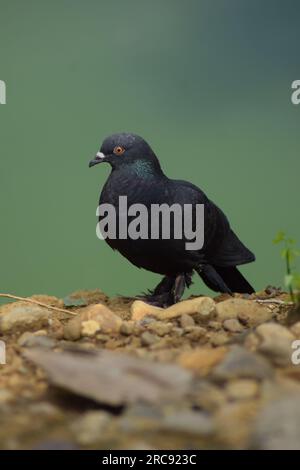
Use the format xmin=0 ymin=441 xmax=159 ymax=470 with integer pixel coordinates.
xmin=89 ymin=133 xmax=255 ymax=306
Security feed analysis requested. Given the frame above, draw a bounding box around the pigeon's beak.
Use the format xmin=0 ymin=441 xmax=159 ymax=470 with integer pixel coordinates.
xmin=89 ymin=152 xmax=106 ymax=168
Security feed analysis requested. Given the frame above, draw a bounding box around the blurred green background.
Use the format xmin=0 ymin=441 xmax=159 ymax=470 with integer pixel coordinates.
xmin=0 ymin=0 xmax=299 ymax=300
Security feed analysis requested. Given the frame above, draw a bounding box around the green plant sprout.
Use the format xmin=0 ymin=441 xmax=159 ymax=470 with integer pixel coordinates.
xmin=273 ymin=231 xmax=300 ymax=304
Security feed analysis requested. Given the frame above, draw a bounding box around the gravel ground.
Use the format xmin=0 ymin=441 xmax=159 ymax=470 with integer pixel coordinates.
xmin=0 ymin=288 xmax=300 ymax=450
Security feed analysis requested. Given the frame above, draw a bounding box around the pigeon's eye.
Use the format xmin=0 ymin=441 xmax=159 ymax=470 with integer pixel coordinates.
xmin=113 ymin=145 xmax=125 ymax=156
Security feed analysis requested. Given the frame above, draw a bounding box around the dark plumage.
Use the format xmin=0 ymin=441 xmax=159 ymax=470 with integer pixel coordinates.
xmin=89 ymin=133 xmax=255 ymax=306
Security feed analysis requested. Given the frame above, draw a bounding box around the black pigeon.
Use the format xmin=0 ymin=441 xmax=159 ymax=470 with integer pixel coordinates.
xmin=89 ymin=133 xmax=255 ymax=306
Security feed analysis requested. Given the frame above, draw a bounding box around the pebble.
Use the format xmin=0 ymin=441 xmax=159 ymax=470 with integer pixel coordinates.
xmin=148 ymin=321 xmax=173 ymax=336
xmin=96 ymin=333 xmax=110 ymax=342
xmin=215 ymin=298 xmax=272 ymax=326
xmin=70 ymin=411 xmax=112 ymax=446
xmin=180 ymin=314 xmax=195 ymax=328
xmin=120 ymin=321 xmax=135 ymax=336
xmin=131 ymin=297 xmax=216 ymax=322
xmin=0 ymin=303 xmax=50 ymax=334
xmin=252 ymin=395 xmax=300 ymax=450
xmin=223 ymin=318 xmax=244 ymax=333
xmin=161 ymin=410 xmax=215 ymax=436
xmin=255 ymin=323 xmax=295 ymax=366
xmin=215 ymin=400 xmax=259 ymax=448
xmin=141 ymin=331 xmax=160 ymax=346
xmin=244 ymin=332 xmax=260 ymax=351
xmin=225 ymin=379 xmax=259 ymax=400
xmin=48 ymin=318 xmax=64 ymax=339
xmin=63 ymin=318 xmax=81 ymax=341
xmin=290 ymin=321 xmax=300 ymax=337
xmin=172 ymin=327 xmax=184 ymax=337
xmin=212 ymin=346 xmax=274 ymax=382
xmin=183 ymin=325 xmax=206 ymax=341
xmin=178 ymin=346 xmax=228 ymax=376
xmin=28 ymin=402 xmax=61 ymax=417
xmin=17 ymin=332 xmax=56 ymax=349
xmin=64 ymin=304 xmax=122 ymax=340
xmin=81 ymin=320 xmax=101 ymax=337
xmin=208 ymin=320 xmax=222 ymax=331
xmin=210 ymin=332 xmax=229 ymax=347
xmin=192 ymin=381 xmax=227 ymax=411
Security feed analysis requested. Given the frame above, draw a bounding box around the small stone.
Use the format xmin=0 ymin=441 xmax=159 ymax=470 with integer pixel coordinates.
xmin=70 ymin=411 xmax=111 ymax=446
xmin=29 ymin=402 xmax=61 ymax=417
xmin=148 ymin=321 xmax=173 ymax=336
xmin=223 ymin=318 xmax=244 ymax=333
xmin=162 ymin=410 xmax=215 ymax=436
xmin=180 ymin=314 xmax=195 ymax=328
xmin=64 ymin=318 xmax=81 ymax=340
xmin=141 ymin=331 xmax=160 ymax=346
xmin=192 ymin=381 xmax=227 ymax=411
xmin=131 ymin=301 xmax=163 ymax=321
xmin=244 ymin=332 xmax=260 ymax=351
xmin=183 ymin=325 xmax=206 ymax=340
xmin=131 ymin=297 xmax=215 ymax=322
xmin=212 ymin=346 xmax=274 ymax=382
xmin=172 ymin=327 xmax=184 ymax=336
xmin=17 ymin=332 xmax=56 ymax=349
xmin=120 ymin=321 xmax=135 ymax=336
xmin=225 ymin=379 xmax=259 ymax=400
xmin=79 ymin=304 xmax=122 ymax=333
xmin=255 ymin=323 xmax=295 ymax=367
xmin=96 ymin=333 xmax=110 ymax=342
xmin=138 ymin=316 xmax=157 ymax=327
xmin=210 ymin=332 xmax=229 ymax=347
xmin=0 ymin=302 xmax=50 ymax=334
xmin=48 ymin=318 xmax=64 ymax=339
xmin=290 ymin=321 xmax=300 ymax=337
xmin=252 ymin=395 xmax=300 ymax=450
xmin=178 ymin=346 xmax=228 ymax=376
xmin=215 ymin=400 xmax=259 ymax=448
xmin=208 ymin=320 xmax=222 ymax=331
xmin=215 ymin=298 xmax=272 ymax=326
xmin=64 ymin=304 xmax=122 ymax=340
xmin=81 ymin=320 xmax=101 ymax=337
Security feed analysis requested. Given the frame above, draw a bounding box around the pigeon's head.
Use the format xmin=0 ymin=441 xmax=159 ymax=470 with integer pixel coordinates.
xmin=89 ymin=133 xmax=161 ymax=172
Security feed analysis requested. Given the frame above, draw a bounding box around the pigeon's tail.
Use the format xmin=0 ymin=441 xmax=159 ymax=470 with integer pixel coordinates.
xmin=214 ymin=266 xmax=255 ymax=294
xmin=196 ymin=265 xmax=254 ymax=294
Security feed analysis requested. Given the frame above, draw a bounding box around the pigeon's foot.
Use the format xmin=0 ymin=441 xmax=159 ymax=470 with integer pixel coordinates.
xmin=138 ymin=272 xmax=193 ymax=308
xmin=138 ymin=291 xmax=175 ymax=308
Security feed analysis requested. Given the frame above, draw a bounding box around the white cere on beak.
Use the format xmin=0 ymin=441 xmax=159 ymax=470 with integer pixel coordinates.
xmin=96 ymin=151 xmax=105 ymax=159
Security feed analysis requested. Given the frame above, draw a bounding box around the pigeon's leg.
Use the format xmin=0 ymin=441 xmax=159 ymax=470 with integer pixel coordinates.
xmin=184 ymin=272 xmax=193 ymax=289
xmin=172 ymin=273 xmax=186 ymax=303
xmin=139 ymin=275 xmax=176 ymax=307
xmin=196 ymin=264 xmax=232 ymax=294
xmin=170 ymin=271 xmax=194 ymax=303
xmin=140 ymin=271 xmax=194 ymax=307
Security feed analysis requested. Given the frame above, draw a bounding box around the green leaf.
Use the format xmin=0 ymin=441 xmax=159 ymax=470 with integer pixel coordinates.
xmin=280 ymin=248 xmax=288 ymax=259
xmin=273 ymin=231 xmax=285 ymax=244
xmin=291 ymin=249 xmax=300 ymax=257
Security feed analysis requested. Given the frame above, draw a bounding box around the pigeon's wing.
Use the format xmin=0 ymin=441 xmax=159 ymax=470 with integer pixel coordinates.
xmin=207 ymin=203 xmax=255 ymax=267
xmin=172 ymin=180 xmax=255 ymax=267
xmin=210 ymin=226 xmax=255 ymax=266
